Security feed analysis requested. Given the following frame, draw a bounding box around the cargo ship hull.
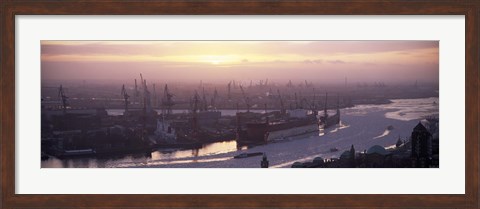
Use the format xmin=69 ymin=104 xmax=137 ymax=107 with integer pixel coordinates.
xmin=266 ymin=123 xmax=319 ymax=141
xmin=320 ymin=112 xmax=340 ymax=129
xmin=237 ymin=117 xmax=319 ymax=144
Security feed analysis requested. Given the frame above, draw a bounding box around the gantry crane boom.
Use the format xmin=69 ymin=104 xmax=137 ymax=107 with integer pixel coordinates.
xmin=121 ymin=84 xmax=130 ymax=113
xmin=239 ymin=85 xmax=250 ymax=112
xmin=277 ymin=89 xmax=286 ymax=115
xmin=58 ymin=85 xmax=68 ymax=113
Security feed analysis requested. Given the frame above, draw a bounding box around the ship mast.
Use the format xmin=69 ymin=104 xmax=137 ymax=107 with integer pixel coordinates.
xmin=58 ymin=85 xmax=68 ymax=114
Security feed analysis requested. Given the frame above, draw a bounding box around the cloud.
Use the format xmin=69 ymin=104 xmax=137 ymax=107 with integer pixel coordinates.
xmin=42 ymin=41 xmax=439 ymax=58
xmin=328 ymin=60 xmax=348 ymax=64
xmin=362 ymin=62 xmax=377 ymax=66
xmin=303 ymin=59 xmax=323 ymax=64
xmin=40 ymin=41 xmax=439 ymax=83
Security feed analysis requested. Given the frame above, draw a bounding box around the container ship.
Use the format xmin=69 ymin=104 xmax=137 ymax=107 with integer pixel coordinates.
xmin=236 ymin=109 xmax=319 ymax=144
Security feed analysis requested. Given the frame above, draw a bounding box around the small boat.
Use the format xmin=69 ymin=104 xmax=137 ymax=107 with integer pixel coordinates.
xmin=330 ymin=148 xmax=339 ymax=152
xmin=234 ymin=152 xmax=263 ymax=159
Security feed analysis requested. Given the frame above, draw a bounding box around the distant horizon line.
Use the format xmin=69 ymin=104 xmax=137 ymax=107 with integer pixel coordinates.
xmin=41 ymin=79 xmax=439 ymax=85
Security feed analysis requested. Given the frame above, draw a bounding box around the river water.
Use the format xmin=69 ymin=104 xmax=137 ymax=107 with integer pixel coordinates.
xmin=42 ymin=97 xmax=439 ymax=168
xmin=42 ymin=139 xmax=247 ymax=168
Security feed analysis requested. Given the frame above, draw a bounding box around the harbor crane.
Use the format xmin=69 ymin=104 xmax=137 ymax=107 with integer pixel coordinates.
xmin=311 ymin=88 xmax=317 ymax=115
xmin=139 ymin=73 xmax=146 ymax=105
xmin=141 ymin=79 xmax=153 ymax=114
xmin=294 ymin=92 xmax=299 ymax=109
xmin=304 ymin=80 xmax=314 ymax=88
xmin=277 ymin=89 xmax=286 ymax=115
xmin=58 ymin=85 xmax=68 ymax=113
xmin=202 ymin=87 xmax=208 ymax=111
xmin=152 ymin=84 xmax=157 ymax=108
xmin=191 ymin=91 xmax=200 ymax=133
xmin=211 ymin=88 xmax=219 ymax=109
xmin=227 ymin=81 xmax=232 ymax=99
xmin=300 ymin=97 xmax=308 ymax=110
xmin=162 ymin=84 xmax=175 ymax=115
xmin=239 ymin=85 xmax=250 ymax=112
xmin=121 ymin=84 xmax=130 ymax=113
xmin=134 ymin=79 xmax=139 ymax=105
xmin=298 ymin=91 xmax=308 ymax=109
xmin=140 ymin=73 xmax=144 ymax=87
xmin=287 ymin=80 xmax=294 ymax=88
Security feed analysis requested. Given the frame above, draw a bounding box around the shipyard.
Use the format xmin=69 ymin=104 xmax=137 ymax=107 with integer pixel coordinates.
xmin=41 ymin=76 xmax=439 ymax=168
xmin=41 ymin=40 xmax=440 ymax=168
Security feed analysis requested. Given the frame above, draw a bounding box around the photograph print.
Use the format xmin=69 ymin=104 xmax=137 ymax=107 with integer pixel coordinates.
xmin=41 ymin=41 xmax=439 ymax=168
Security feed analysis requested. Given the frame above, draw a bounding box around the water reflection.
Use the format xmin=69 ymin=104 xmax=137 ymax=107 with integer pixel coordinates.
xmin=42 ymin=140 xmax=245 ymax=168
xmin=151 ymin=140 xmax=246 ymax=160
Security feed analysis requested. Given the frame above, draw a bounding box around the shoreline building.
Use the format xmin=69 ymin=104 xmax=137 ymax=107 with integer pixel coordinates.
xmin=411 ymin=118 xmax=439 ymax=168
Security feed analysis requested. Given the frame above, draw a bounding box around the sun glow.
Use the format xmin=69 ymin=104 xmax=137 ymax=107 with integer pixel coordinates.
xmin=202 ymin=55 xmax=238 ymax=65
xmin=210 ymin=59 xmax=221 ymax=65
xmin=41 ymin=41 xmax=439 ymax=83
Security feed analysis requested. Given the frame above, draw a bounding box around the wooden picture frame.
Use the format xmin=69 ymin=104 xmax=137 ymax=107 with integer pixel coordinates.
xmin=1 ymin=1 xmax=478 ymax=208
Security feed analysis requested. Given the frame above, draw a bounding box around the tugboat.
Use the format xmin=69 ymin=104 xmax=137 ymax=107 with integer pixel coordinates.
xmin=330 ymin=147 xmax=339 ymax=152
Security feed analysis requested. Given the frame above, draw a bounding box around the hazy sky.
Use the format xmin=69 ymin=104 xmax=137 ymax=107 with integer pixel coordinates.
xmin=41 ymin=41 xmax=439 ymax=84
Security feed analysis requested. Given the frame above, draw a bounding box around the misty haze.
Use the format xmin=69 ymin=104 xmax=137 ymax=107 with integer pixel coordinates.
xmin=41 ymin=41 xmax=439 ymax=168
